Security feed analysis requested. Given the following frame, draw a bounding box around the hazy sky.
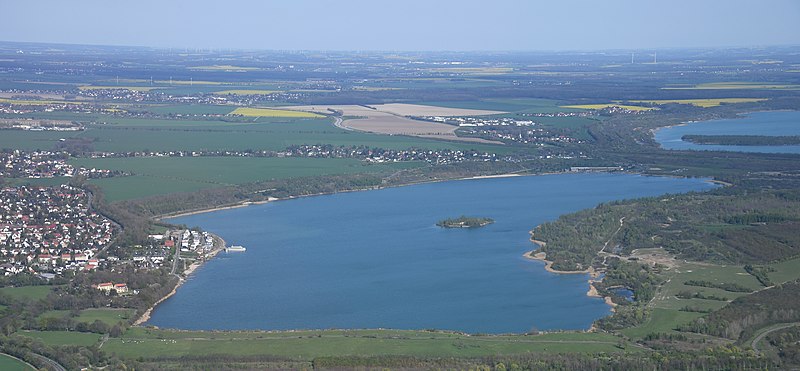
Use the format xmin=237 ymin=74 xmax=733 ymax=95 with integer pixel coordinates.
xmin=2 ymin=0 xmax=799 ymax=51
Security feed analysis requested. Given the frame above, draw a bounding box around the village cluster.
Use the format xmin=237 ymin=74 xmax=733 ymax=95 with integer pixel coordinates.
xmin=0 ymin=185 xmax=115 ymax=276
xmin=1 ymin=150 xmax=118 ymax=179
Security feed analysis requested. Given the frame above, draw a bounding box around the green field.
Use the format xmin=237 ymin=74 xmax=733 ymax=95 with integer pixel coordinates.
xmin=621 ymin=261 xmax=763 ymax=340
xmin=0 ymin=353 xmax=35 ymax=371
xmin=230 ymin=107 xmax=323 ymax=118
xmin=1 ymin=111 xmax=512 ymax=154
xmin=621 ymin=308 xmax=706 ymax=339
xmin=71 ymin=157 xmax=424 ymax=201
xmin=76 ymin=308 xmax=135 ymax=325
xmin=0 ymin=286 xmax=54 ymax=301
xmin=6 ymin=177 xmax=72 ymax=187
xmin=767 ymin=257 xmax=800 ymax=284
xmin=14 ymin=330 xmax=102 ymax=347
xmin=3 ymin=108 xmax=515 ymax=155
xmin=140 ymin=104 xmax=237 ymax=115
xmin=101 ymin=328 xmax=631 ymax=360
xmin=662 ymin=82 xmax=800 ymax=90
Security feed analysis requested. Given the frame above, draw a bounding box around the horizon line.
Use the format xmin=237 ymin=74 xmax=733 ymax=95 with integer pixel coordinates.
xmin=2 ymin=40 xmax=799 ymax=55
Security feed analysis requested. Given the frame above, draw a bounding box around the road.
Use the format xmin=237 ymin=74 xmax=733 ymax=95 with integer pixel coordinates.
xmin=30 ymin=352 xmax=66 ymax=371
xmin=170 ymin=235 xmax=180 ymax=276
xmin=331 ymin=116 xmax=350 ymax=131
xmin=750 ymin=322 xmax=800 ymax=354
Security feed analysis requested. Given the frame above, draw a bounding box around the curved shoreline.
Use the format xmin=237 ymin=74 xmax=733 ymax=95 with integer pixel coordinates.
xmin=155 ymin=172 xmax=530 ymax=220
xmin=134 ymin=233 xmax=226 ymax=326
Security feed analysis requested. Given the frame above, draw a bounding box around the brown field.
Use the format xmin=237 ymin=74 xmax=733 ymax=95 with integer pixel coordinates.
xmin=284 ymin=104 xmax=504 ymax=144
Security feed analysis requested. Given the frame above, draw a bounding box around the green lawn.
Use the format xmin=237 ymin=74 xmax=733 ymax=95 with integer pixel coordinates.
xmin=103 ymin=328 xmax=630 ymax=360
xmin=14 ymin=330 xmax=102 ymax=347
xmin=0 ymin=353 xmax=35 ymax=371
xmin=0 ymin=286 xmax=54 ymax=302
xmin=72 ymin=157 xmax=424 ymax=201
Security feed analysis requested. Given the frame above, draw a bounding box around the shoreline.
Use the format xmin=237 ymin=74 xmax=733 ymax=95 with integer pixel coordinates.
xmin=522 ymin=249 xmax=616 ymax=312
xmin=155 ymin=169 xmax=651 ymax=222
xmin=155 ymin=171 xmax=535 ymax=221
xmin=133 ymin=233 xmax=227 ymax=326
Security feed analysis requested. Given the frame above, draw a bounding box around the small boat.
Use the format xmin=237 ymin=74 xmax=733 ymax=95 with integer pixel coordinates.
xmin=225 ymin=245 xmax=246 ymax=252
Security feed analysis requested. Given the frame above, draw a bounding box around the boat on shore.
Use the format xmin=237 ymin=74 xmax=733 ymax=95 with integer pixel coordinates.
xmin=225 ymin=245 xmax=246 ymax=252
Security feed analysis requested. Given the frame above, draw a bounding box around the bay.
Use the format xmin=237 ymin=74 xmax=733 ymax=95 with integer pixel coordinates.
xmin=654 ymin=110 xmax=800 ymax=153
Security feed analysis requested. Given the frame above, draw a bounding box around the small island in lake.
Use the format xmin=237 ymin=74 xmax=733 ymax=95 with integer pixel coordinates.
xmin=437 ymin=216 xmax=494 ymax=228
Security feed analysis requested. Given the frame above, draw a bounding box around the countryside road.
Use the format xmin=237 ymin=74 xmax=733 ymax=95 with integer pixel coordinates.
xmin=30 ymin=352 xmax=66 ymax=371
xmin=751 ymin=322 xmax=800 ymax=354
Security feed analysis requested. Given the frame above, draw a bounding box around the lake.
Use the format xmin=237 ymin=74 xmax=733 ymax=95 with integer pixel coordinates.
xmin=151 ymin=173 xmax=716 ymax=334
xmin=654 ymin=110 xmax=800 ymax=153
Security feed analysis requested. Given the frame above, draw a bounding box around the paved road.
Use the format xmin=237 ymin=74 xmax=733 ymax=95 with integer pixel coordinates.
xmin=30 ymin=353 xmax=66 ymax=371
xmin=751 ymin=322 xmax=800 ymax=354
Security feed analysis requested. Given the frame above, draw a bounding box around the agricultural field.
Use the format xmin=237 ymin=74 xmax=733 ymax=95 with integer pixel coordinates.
xmin=78 ymin=86 xmax=161 ymax=92
xmin=212 ymin=89 xmax=280 ymax=95
xmin=662 ymin=82 xmax=800 ymax=90
xmin=417 ymin=98 xmax=582 ymax=114
xmin=628 ymin=98 xmax=768 ymax=108
xmin=229 ymin=107 xmax=323 ymax=118
xmin=187 ymin=65 xmax=261 ymax=72
xmin=101 ymin=328 xmax=631 ymax=360
xmin=1 ymin=110 xmax=511 ymax=153
xmin=141 ymin=104 xmax=236 ymax=115
xmin=0 ymin=353 xmax=34 ymax=371
xmin=71 ymin=157 xmax=424 ymax=201
xmin=285 ymin=104 xmax=503 ymax=144
xmin=14 ymin=330 xmax=102 ymax=347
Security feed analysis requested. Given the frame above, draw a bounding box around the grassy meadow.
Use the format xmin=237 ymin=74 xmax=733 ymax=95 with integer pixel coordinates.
xmin=99 ymin=328 xmax=631 ymax=360
xmin=0 ymin=354 xmax=35 ymax=371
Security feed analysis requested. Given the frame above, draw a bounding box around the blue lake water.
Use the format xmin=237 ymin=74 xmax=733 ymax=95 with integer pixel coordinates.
xmin=654 ymin=110 xmax=800 ymax=153
xmin=151 ymin=173 xmax=716 ymax=334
